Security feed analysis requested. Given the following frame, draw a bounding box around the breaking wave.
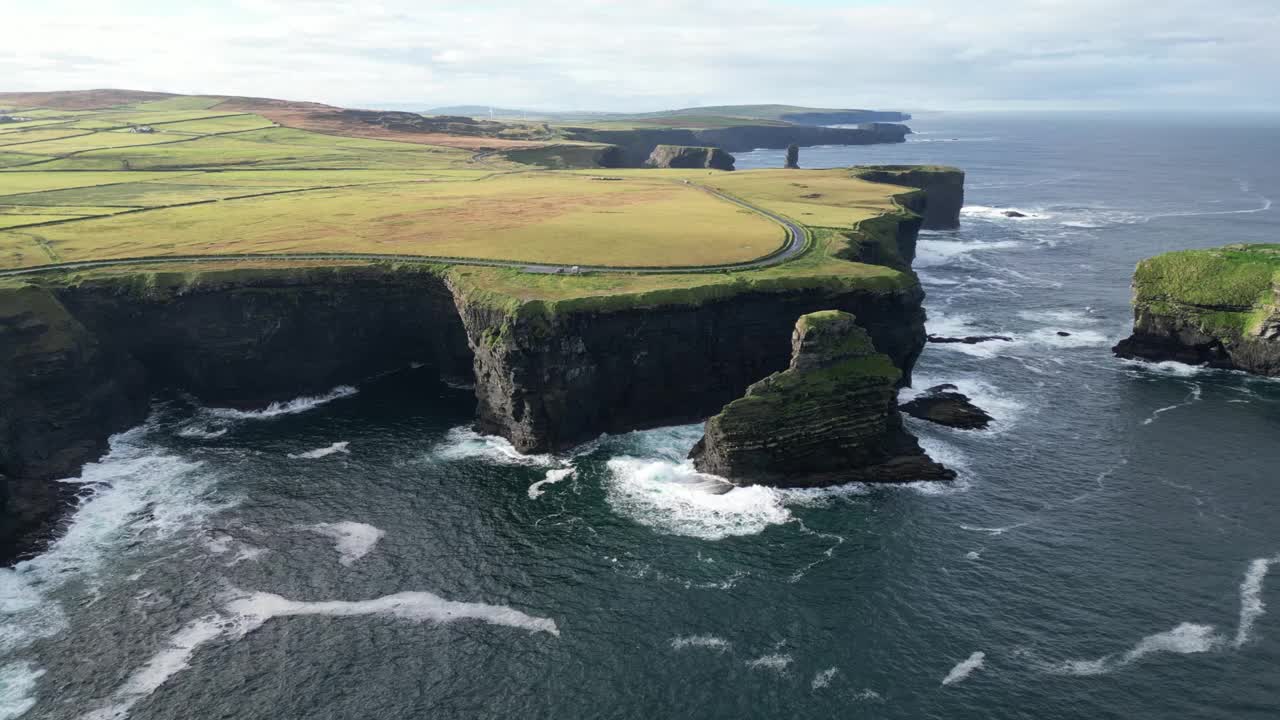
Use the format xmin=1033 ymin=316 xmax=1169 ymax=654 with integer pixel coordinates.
xmin=85 ymin=589 xmax=558 ymax=719
xmin=0 ymin=661 xmax=44 ymax=720
xmin=287 ymin=441 xmax=350 ymax=459
xmin=206 ymin=386 xmax=357 ymax=420
xmin=528 ymin=468 xmax=575 ymax=499
xmin=942 ymin=651 xmax=986 ymax=685
xmin=745 ymin=653 xmax=793 ymax=673
xmin=670 ymin=635 xmax=730 ymax=652
xmin=810 ymin=666 xmax=838 ymax=689
xmin=433 ymin=427 xmax=559 ymax=467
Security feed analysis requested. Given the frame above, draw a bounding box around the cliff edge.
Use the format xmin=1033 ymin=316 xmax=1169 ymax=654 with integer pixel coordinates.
xmin=1114 ymin=244 xmax=1280 ymax=375
xmin=852 ymin=166 xmax=965 ymax=230
xmin=688 ymin=311 xmax=953 ymax=487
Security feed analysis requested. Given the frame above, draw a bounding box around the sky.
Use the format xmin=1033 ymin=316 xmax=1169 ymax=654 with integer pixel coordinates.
xmin=4 ymin=0 xmax=1279 ymax=113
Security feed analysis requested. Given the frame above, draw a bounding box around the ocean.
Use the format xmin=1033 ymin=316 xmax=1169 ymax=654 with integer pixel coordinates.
xmin=3 ymin=112 xmax=1279 ymax=719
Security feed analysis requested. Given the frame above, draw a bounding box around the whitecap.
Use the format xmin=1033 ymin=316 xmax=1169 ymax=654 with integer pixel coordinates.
xmin=1 ymin=423 xmax=225 ymax=657
xmin=941 ymin=651 xmax=985 ymax=685
xmin=1235 ymin=555 xmax=1279 ymax=648
xmin=811 ymin=667 xmax=838 ymax=689
xmin=0 ymin=661 xmax=44 ymax=720
xmin=1016 ymin=308 xmax=1102 ymax=327
xmin=176 ymin=424 xmax=227 ymax=440
xmin=528 ymin=468 xmax=575 ymax=499
xmin=965 ymin=551 xmax=981 ymax=560
xmin=287 ymin=441 xmax=350 ymax=460
xmin=206 ymin=386 xmax=356 ymax=420
xmin=604 ymin=457 xmax=791 ymax=540
xmin=433 ymin=427 xmax=558 ymax=467
xmin=1118 ymin=358 xmax=1207 ymax=377
xmin=670 ymin=635 xmax=730 ymax=652
xmin=962 ymin=205 xmax=1050 ymax=220
xmin=1021 ymin=328 xmax=1111 ymax=349
xmin=1123 ymin=623 xmax=1222 ymax=662
xmin=916 ymin=239 xmax=1022 ymax=268
xmin=745 ymin=653 xmax=793 ymax=673
xmin=86 ymin=589 xmax=558 ymax=719
xmin=307 ymin=522 xmax=385 ymax=566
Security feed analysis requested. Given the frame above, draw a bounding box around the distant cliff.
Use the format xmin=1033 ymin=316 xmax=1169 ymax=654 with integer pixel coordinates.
xmin=1114 ymin=244 xmax=1280 ymax=375
xmin=559 ymin=124 xmax=910 ymax=167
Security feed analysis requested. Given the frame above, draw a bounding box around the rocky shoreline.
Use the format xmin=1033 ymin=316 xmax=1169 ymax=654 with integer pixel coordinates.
xmin=0 ymin=168 xmax=963 ymax=563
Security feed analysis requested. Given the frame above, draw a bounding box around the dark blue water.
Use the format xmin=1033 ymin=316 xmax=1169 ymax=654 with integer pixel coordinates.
xmin=3 ymin=113 xmax=1280 ymax=719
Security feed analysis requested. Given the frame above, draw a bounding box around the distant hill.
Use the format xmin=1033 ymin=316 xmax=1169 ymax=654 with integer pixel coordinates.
xmin=426 ymin=104 xmax=910 ymax=127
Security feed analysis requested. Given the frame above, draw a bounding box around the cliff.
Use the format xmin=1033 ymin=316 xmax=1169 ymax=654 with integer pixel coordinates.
xmin=645 ymin=145 xmax=735 ymax=171
xmin=0 ymin=166 xmax=961 ymax=560
xmin=0 ymin=285 xmax=148 ymax=560
xmin=688 ymin=311 xmax=952 ymax=486
xmin=560 ymin=124 xmax=909 ymax=167
xmin=1113 ymin=244 xmax=1280 ymax=375
xmin=852 ymin=166 xmax=965 ymax=230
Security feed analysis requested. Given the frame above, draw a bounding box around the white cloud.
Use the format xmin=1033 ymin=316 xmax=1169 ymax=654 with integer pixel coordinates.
xmin=2 ymin=0 xmax=1278 ymax=111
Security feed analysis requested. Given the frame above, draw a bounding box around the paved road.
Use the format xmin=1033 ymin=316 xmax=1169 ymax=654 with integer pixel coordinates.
xmin=0 ymin=187 xmax=808 ymax=279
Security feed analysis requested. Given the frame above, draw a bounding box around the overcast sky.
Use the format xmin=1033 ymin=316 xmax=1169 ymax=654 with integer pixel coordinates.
xmin=6 ymin=0 xmax=1279 ymax=112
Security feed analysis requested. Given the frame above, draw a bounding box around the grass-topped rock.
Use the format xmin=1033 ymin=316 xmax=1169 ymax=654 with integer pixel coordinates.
xmin=689 ymin=310 xmax=954 ymax=487
xmin=1114 ymin=244 xmax=1280 ymax=375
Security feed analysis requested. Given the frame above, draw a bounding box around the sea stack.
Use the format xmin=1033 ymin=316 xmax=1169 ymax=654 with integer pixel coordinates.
xmin=1114 ymin=244 xmax=1280 ymax=375
xmin=785 ymin=144 xmax=800 ymax=169
xmin=689 ymin=310 xmax=954 ymax=487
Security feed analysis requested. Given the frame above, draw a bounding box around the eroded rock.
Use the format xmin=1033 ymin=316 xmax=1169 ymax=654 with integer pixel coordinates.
xmin=900 ymin=384 xmax=993 ymax=430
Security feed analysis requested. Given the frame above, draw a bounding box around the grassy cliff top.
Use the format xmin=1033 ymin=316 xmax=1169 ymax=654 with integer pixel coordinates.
xmin=1133 ymin=244 xmax=1280 ymax=335
xmin=1 ymin=91 xmax=946 ymax=315
xmin=1134 ymin=244 xmax=1280 ymax=309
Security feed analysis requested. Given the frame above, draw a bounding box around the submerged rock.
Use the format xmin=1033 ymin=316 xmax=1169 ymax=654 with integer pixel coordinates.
xmin=927 ymin=334 xmax=1013 ymax=345
xmin=1003 ymin=210 xmax=1028 ymax=218
xmin=1114 ymin=244 xmax=1280 ymax=375
xmin=645 ymin=144 xmax=735 ymax=171
xmin=689 ymin=311 xmax=954 ymax=487
xmin=900 ymin=384 xmax=993 ymax=430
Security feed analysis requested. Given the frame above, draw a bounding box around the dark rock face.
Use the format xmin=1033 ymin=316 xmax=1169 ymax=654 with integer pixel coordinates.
xmin=785 ymin=144 xmax=800 ymax=169
xmin=1114 ymin=306 xmax=1280 ymax=375
xmin=928 ymin=334 xmax=1013 ymax=345
xmin=645 ymin=145 xmax=735 ymax=171
xmin=900 ymin=384 xmax=993 ymax=430
xmin=0 ymin=286 xmax=149 ymax=563
xmin=853 ymin=166 xmax=965 ymax=230
xmin=688 ymin=311 xmax=953 ymax=487
xmin=456 ymin=283 xmax=927 ymax=453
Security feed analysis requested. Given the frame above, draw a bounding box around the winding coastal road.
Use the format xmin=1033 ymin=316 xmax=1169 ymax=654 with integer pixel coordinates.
xmin=0 ymin=187 xmax=808 ymax=279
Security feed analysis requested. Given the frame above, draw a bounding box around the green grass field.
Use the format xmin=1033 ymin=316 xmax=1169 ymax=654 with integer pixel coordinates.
xmin=0 ymin=94 xmax=913 ymax=279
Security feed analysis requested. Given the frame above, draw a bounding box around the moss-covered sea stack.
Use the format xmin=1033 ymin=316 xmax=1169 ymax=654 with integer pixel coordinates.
xmin=1114 ymin=244 xmax=1280 ymax=375
xmin=645 ymin=144 xmax=735 ymax=171
xmin=852 ymin=165 xmax=965 ymax=230
xmin=689 ymin=310 xmax=954 ymax=487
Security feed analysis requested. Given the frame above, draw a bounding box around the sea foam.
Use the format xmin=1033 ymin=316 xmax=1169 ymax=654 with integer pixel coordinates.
xmin=307 ymin=521 xmax=385 ymax=566
xmin=941 ymin=651 xmax=986 ymax=685
xmin=528 ymin=468 xmax=575 ymax=499
xmin=287 ymin=441 xmax=350 ymax=459
xmin=670 ymin=635 xmax=731 ymax=652
xmin=433 ymin=427 xmax=558 ymax=467
xmin=0 ymin=661 xmax=44 ymax=720
xmin=206 ymin=386 xmax=356 ymax=420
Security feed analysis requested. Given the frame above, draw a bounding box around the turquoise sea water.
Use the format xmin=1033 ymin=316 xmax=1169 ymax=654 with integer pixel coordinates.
xmin=2 ymin=113 xmax=1279 ymax=719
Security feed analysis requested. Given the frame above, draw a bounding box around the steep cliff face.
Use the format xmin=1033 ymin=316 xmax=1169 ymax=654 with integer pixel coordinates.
xmin=688 ymin=311 xmax=952 ymax=486
xmin=55 ymin=267 xmax=472 ymax=406
xmin=454 ymin=282 xmax=925 ymax=453
xmin=853 ymin=166 xmax=965 ymax=230
xmin=645 ymin=145 xmax=735 ymax=171
xmin=1113 ymin=245 xmax=1280 ymax=375
xmin=0 ymin=285 xmax=148 ymax=561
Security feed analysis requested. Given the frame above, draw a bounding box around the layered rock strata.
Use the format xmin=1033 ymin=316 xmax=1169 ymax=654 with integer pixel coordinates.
xmin=688 ymin=311 xmax=953 ymax=487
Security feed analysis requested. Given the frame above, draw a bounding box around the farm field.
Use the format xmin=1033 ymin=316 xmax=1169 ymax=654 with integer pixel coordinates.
xmin=0 ymin=93 xmax=910 ymax=273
